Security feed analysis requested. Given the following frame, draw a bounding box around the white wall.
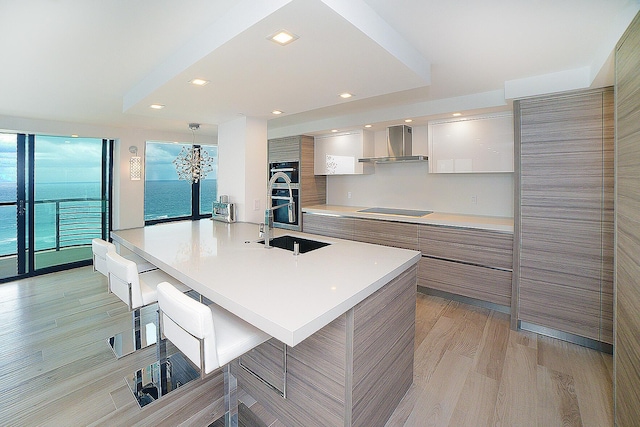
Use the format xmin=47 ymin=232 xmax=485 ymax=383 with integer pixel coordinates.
xmin=326 ymin=125 xmax=514 ymax=217
xmin=217 ymin=116 xmax=267 ymax=224
xmin=0 ymin=115 xmax=215 ymax=230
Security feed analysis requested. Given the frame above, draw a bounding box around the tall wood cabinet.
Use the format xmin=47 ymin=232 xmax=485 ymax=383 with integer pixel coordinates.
xmin=614 ymin=10 xmax=640 ymax=426
xmin=513 ymin=87 xmax=614 ymax=344
xmin=268 ymin=135 xmax=326 ymax=229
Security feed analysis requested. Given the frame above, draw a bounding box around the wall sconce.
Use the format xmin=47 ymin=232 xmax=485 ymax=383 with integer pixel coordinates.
xmin=129 ymin=146 xmax=142 ymax=181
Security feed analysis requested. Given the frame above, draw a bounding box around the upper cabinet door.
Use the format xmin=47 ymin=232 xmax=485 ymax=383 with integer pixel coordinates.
xmin=314 ymin=130 xmax=374 ymax=175
xmin=428 ymin=113 xmax=514 ymax=173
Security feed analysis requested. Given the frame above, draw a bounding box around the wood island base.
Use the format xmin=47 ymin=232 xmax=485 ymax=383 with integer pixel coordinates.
xmin=235 ymin=264 xmax=417 ymax=427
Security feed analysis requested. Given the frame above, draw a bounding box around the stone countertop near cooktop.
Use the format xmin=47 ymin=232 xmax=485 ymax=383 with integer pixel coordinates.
xmin=302 ymin=204 xmax=514 ymax=233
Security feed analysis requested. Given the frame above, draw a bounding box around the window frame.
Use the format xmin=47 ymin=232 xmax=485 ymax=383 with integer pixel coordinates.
xmin=143 ymin=142 xmax=216 ymax=226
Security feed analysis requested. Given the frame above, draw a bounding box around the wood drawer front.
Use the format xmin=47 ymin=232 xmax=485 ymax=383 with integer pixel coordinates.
xmin=353 ymin=218 xmax=418 ymax=250
xmin=418 ymin=225 xmax=513 ymax=270
xmin=302 ymin=213 xmax=354 ymax=240
xmin=417 ymin=257 xmax=512 ymax=306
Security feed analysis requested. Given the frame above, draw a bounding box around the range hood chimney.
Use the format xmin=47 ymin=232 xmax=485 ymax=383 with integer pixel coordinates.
xmin=359 ymin=125 xmax=428 ymax=163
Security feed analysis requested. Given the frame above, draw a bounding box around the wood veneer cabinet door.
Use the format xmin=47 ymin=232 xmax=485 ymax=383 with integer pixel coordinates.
xmin=514 ymin=87 xmax=614 ymax=342
xmin=302 ymin=213 xmax=354 ymax=240
xmin=353 ymin=218 xmax=419 ymax=250
xmin=614 ymin=11 xmax=640 ymax=427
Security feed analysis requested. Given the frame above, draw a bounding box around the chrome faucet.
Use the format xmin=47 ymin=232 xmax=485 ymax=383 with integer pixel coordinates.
xmin=263 ymin=171 xmax=295 ymax=249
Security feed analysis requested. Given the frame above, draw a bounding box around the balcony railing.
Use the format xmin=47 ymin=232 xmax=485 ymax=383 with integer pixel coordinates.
xmin=0 ymin=198 xmax=107 ymax=257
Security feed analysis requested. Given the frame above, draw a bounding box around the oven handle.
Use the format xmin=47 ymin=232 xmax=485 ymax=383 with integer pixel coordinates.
xmin=271 ymin=195 xmax=293 ymax=200
xmin=270 ymin=167 xmax=295 ymax=173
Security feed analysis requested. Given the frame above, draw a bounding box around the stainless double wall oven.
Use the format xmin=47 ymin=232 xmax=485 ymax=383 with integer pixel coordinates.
xmin=269 ymin=161 xmax=300 ymax=231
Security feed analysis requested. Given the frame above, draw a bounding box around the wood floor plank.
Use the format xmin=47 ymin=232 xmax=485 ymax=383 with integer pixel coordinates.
xmin=0 ymin=267 xmax=615 ymax=426
xmin=492 ymin=331 xmax=538 ymax=426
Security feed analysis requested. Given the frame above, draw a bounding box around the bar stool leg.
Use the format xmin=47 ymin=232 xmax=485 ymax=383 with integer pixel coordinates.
xmin=224 ymin=364 xmax=238 ymax=427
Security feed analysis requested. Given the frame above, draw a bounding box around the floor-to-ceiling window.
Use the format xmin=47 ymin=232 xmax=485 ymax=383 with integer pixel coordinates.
xmin=0 ymin=132 xmax=112 ymax=282
xmin=144 ymin=141 xmax=217 ymax=224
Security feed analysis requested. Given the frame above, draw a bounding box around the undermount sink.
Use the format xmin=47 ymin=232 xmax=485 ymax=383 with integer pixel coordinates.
xmin=259 ymin=235 xmax=330 ymax=253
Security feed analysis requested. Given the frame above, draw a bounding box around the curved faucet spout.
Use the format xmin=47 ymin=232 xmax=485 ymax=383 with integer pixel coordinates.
xmin=264 ymin=172 xmax=296 ymax=248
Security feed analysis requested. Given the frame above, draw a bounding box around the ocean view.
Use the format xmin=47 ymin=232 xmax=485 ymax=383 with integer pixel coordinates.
xmin=0 ymin=180 xmax=217 ymax=256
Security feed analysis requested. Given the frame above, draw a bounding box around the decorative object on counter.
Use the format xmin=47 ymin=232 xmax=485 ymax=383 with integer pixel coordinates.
xmin=212 ymin=195 xmax=236 ymax=223
xmin=173 ymin=123 xmax=214 ymax=183
xmin=129 ymin=146 xmax=142 ymax=180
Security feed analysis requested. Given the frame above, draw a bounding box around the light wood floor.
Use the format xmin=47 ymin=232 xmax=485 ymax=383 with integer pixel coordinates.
xmin=0 ymin=267 xmax=613 ymax=426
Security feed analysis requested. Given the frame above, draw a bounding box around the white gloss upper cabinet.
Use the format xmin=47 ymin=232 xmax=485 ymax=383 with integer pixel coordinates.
xmin=314 ymin=130 xmax=374 ymax=175
xmin=428 ymin=113 xmax=514 ymax=173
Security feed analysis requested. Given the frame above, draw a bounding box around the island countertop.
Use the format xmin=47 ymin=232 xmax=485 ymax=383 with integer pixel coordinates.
xmin=111 ymin=220 xmax=421 ymax=347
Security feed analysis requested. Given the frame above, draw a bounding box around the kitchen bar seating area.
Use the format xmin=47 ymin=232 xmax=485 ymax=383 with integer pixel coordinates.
xmin=0 ymin=262 xmax=612 ymax=426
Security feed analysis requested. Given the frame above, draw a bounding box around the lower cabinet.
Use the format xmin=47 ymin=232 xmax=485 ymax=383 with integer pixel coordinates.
xmin=417 ymin=257 xmax=512 ymax=306
xmin=302 ymin=213 xmax=354 ymax=240
xmin=303 ymin=212 xmax=514 ymax=307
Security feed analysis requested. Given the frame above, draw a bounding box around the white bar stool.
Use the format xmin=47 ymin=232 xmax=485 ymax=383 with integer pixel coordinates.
xmin=157 ymin=281 xmax=270 ymax=427
xmin=106 ymin=251 xmax=190 ymax=358
xmin=92 ymin=238 xmax=156 ymax=276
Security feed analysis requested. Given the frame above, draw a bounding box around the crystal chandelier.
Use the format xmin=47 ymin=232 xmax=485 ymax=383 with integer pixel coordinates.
xmin=173 ymin=123 xmax=214 ymax=184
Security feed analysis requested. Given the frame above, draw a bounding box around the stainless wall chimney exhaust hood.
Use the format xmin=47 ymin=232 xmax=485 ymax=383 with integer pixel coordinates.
xmin=359 ymin=125 xmax=428 ymax=163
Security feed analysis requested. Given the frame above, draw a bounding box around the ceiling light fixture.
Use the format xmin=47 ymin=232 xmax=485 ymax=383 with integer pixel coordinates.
xmin=269 ymin=30 xmax=299 ymax=46
xmin=331 ymin=129 xmax=338 ymax=133
xmin=272 ymin=110 xmax=283 ymax=115
xmin=172 ymin=123 xmax=214 ymax=184
xmin=150 ymin=104 xmax=165 ymax=110
xmin=339 ymin=92 xmax=353 ymax=99
xmin=404 ymin=119 xmax=413 ymax=123
xmin=189 ymin=78 xmax=209 ymax=86
xmin=452 ymin=112 xmax=462 ymax=117
xmin=364 ymin=124 xmax=372 ymax=128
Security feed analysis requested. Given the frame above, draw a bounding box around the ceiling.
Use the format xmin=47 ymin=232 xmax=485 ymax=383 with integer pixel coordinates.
xmin=0 ymin=0 xmax=638 ymax=139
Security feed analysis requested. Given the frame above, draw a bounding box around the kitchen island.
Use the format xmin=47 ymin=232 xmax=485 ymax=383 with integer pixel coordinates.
xmin=111 ymin=220 xmax=421 ymax=426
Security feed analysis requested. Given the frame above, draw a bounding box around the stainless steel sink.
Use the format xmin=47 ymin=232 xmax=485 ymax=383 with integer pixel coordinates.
xmin=357 ymin=207 xmax=433 ymax=217
xmin=259 ymin=235 xmax=330 ymax=253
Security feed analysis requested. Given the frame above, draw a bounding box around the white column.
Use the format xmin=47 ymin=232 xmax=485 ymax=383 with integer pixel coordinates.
xmin=217 ymin=116 xmax=267 ymax=224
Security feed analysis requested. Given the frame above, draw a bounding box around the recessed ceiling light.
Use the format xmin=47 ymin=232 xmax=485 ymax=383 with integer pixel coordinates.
xmin=404 ymin=119 xmax=413 ymax=123
xmin=150 ymin=104 xmax=165 ymax=110
xmin=364 ymin=124 xmax=372 ymax=128
xmin=331 ymin=129 xmax=338 ymax=133
xmin=189 ymin=78 xmax=209 ymax=86
xmin=272 ymin=110 xmax=283 ymax=115
xmin=339 ymin=92 xmax=353 ymax=99
xmin=269 ymin=30 xmax=298 ymax=46
xmin=452 ymin=112 xmax=462 ymax=117
xmin=71 ymin=134 xmax=79 ymax=138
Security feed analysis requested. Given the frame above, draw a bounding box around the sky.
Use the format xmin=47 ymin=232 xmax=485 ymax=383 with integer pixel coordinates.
xmin=0 ymin=133 xmax=218 ymax=184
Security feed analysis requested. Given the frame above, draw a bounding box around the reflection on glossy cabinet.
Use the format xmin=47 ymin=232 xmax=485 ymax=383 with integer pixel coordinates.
xmin=314 ymin=130 xmax=374 ymax=175
xmin=513 ymin=87 xmax=614 ymax=344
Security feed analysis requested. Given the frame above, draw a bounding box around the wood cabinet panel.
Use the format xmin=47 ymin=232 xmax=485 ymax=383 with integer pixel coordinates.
xmin=235 ymin=264 xmax=416 ymax=427
xmin=352 ymin=265 xmax=416 ymax=427
xmin=353 ymin=218 xmax=418 ymax=250
xmin=615 ymin=13 xmax=640 ymax=425
xmin=418 ymin=257 xmax=512 ymax=306
xmin=419 ymin=225 xmax=513 ymax=270
xmin=239 ymin=338 xmax=285 ymax=394
xmin=300 ymin=136 xmax=326 ymax=207
xmin=514 ymin=87 xmax=614 ymax=344
xmin=302 ymin=213 xmax=354 ymax=240
xmin=268 ymin=136 xmax=301 ymax=162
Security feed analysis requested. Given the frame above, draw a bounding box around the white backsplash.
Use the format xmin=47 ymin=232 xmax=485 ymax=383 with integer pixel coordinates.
xmin=326 ymin=161 xmax=514 ymax=218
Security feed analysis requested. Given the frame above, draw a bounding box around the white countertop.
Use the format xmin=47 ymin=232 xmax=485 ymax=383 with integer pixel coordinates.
xmin=111 ymin=220 xmax=421 ymax=347
xmin=303 ymin=204 xmax=514 ymax=233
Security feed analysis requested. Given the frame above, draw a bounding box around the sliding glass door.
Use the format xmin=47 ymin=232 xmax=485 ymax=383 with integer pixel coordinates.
xmin=0 ymin=132 xmax=112 ymax=281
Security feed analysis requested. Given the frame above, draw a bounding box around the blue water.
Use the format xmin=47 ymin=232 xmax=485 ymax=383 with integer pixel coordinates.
xmin=0 ymin=180 xmax=217 ymax=256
